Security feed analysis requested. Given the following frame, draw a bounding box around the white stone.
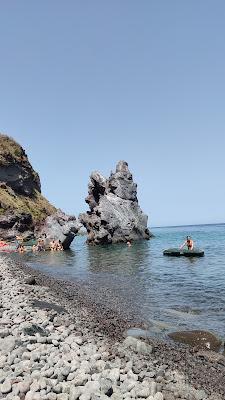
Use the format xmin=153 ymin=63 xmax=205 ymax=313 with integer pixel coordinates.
xmin=135 ymin=384 xmax=151 ymax=398
xmin=73 ymin=371 xmax=88 ymax=386
xmin=0 ymin=336 xmax=16 ymax=355
xmin=0 ymin=379 xmax=12 ymax=394
xmin=57 ymin=394 xmax=69 ymax=400
xmin=0 ymin=355 xmax=7 ymax=368
xmin=17 ymin=380 xmax=31 ymax=394
xmin=30 ymin=380 xmax=40 ymax=392
xmin=47 ymin=393 xmax=57 ymax=400
xmin=150 ymin=381 xmax=157 ymax=396
xmin=83 ymin=380 xmax=100 ymax=394
xmin=120 ymin=379 xmax=136 ymax=394
xmin=108 ymin=368 xmax=120 ymax=382
xmin=153 ymin=393 xmax=164 ymax=400
xmin=69 ymin=386 xmax=82 ymax=400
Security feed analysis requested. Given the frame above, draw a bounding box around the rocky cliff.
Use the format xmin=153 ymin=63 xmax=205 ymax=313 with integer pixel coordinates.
xmin=79 ymin=161 xmax=151 ymax=244
xmin=0 ymin=134 xmax=56 ymax=240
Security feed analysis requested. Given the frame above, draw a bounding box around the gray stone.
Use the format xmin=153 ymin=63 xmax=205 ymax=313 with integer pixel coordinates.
xmin=136 ymin=340 xmax=153 ymax=354
xmin=94 ymin=360 xmax=105 ymax=372
xmin=73 ymin=371 xmax=88 ymax=386
xmin=123 ymin=336 xmax=153 ymax=354
xmin=195 ymin=389 xmax=208 ymax=400
xmin=70 ymin=360 xmax=80 ymax=372
xmin=0 ymin=329 xmax=10 ymax=338
xmin=62 ymin=366 xmax=71 ymax=377
xmin=44 ymin=367 xmax=55 ymax=378
xmin=100 ymin=378 xmax=113 ymax=395
xmin=67 ymin=373 xmax=75 ymax=381
xmin=135 ymin=384 xmax=151 ymax=398
xmin=39 ymin=378 xmax=47 ymax=390
xmin=150 ymin=382 xmax=157 ymax=396
xmin=53 ymin=384 xmax=62 ymax=394
xmin=25 ymin=391 xmax=37 ymax=400
xmin=0 ymin=355 xmax=7 ymax=368
xmin=120 ymin=379 xmax=136 ymax=394
xmin=79 ymin=394 xmax=90 ymax=400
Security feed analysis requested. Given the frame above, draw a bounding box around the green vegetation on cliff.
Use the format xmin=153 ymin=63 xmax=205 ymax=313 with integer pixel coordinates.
xmin=0 ymin=187 xmax=56 ymax=222
xmin=0 ymin=134 xmax=24 ymax=164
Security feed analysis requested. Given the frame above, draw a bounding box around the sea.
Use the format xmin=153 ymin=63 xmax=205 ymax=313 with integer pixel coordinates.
xmin=11 ymin=223 xmax=225 ymax=340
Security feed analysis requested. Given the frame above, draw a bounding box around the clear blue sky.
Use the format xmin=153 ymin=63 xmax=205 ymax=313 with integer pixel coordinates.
xmin=0 ymin=1 xmax=224 ymax=227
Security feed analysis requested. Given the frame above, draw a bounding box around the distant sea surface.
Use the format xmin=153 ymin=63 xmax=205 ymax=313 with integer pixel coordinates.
xmin=12 ymin=224 xmax=225 ymax=339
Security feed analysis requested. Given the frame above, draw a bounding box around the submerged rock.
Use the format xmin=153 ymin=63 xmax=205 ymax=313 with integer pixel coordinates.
xmin=168 ymin=330 xmax=222 ymax=352
xmin=36 ymin=209 xmax=81 ymax=249
xmin=79 ymin=161 xmax=151 ymax=245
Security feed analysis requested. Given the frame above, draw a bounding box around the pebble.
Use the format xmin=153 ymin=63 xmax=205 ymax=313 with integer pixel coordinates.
xmin=17 ymin=380 xmax=31 ymax=394
xmin=154 ymin=393 xmax=164 ymax=400
xmin=0 ymin=336 xmax=16 ymax=355
xmin=57 ymin=394 xmax=69 ymax=400
xmin=73 ymin=371 xmax=88 ymax=386
xmin=0 ymin=379 xmax=12 ymax=394
xmin=69 ymin=386 xmax=82 ymax=400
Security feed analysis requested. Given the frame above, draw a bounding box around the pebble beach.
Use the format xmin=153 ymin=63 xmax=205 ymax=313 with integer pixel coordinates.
xmin=0 ymin=256 xmax=225 ymax=400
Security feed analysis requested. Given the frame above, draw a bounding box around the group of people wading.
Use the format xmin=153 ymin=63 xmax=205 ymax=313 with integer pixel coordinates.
xmin=15 ymin=236 xmax=64 ymax=253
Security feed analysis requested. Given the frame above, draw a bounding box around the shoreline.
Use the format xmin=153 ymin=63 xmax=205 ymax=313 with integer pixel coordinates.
xmin=0 ymin=257 xmax=225 ymax=399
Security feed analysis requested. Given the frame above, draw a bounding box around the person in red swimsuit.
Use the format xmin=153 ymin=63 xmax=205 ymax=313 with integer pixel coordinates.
xmin=180 ymin=236 xmax=194 ymax=251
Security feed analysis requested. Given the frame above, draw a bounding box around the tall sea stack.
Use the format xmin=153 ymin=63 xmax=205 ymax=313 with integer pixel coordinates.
xmin=79 ymin=160 xmax=151 ymax=245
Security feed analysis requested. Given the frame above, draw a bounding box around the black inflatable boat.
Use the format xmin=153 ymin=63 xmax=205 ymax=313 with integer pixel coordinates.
xmin=163 ymin=248 xmax=204 ymax=257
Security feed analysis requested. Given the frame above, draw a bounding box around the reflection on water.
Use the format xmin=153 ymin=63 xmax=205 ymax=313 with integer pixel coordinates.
xmin=11 ymin=224 xmax=225 ymax=339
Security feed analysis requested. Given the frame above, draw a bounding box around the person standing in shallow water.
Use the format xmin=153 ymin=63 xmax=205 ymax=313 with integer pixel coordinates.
xmin=180 ymin=236 xmax=194 ymax=250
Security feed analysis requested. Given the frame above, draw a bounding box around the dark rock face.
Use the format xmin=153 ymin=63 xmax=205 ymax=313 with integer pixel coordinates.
xmin=168 ymin=330 xmax=222 ymax=352
xmin=0 ymin=136 xmax=41 ymax=196
xmin=0 ymin=211 xmax=34 ymax=240
xmin=79 ymin=161 xmax=151 ymax=245
xmin=0 ymin=163 xmax=40 ymax=197
xmin=36 ymin=210 xmax=81 ymax=249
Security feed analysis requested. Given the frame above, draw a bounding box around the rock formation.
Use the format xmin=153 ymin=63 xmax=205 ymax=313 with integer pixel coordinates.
xmin=0 ymin=134 xmax=80 ymax=247
xmin=0 ymin=136 xmax=41 ymax=196
xmin=0 ymin=211 xmax=34 ymax=241
xmin=79 ymin=161 xmax=151 ymax=244
xmin=35 ymin=210 xmax=82 ymax=250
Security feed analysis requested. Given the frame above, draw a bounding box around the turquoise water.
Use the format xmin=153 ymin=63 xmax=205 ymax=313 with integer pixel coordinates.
xmin=12 ymin=224 xmax=225 ymax=339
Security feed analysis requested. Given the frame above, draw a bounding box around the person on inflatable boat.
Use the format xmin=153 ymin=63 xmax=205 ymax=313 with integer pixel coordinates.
xmin=180 ymin=236 xmax=194 ymax=251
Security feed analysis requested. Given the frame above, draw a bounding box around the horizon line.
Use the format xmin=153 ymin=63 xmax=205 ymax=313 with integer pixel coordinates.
xmin=152 ymin=222 xmax=225 ymax=229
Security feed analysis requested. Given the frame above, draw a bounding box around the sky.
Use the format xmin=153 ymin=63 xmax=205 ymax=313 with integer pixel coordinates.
xmin=0 ymin=1 xmax=225 ymax=227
